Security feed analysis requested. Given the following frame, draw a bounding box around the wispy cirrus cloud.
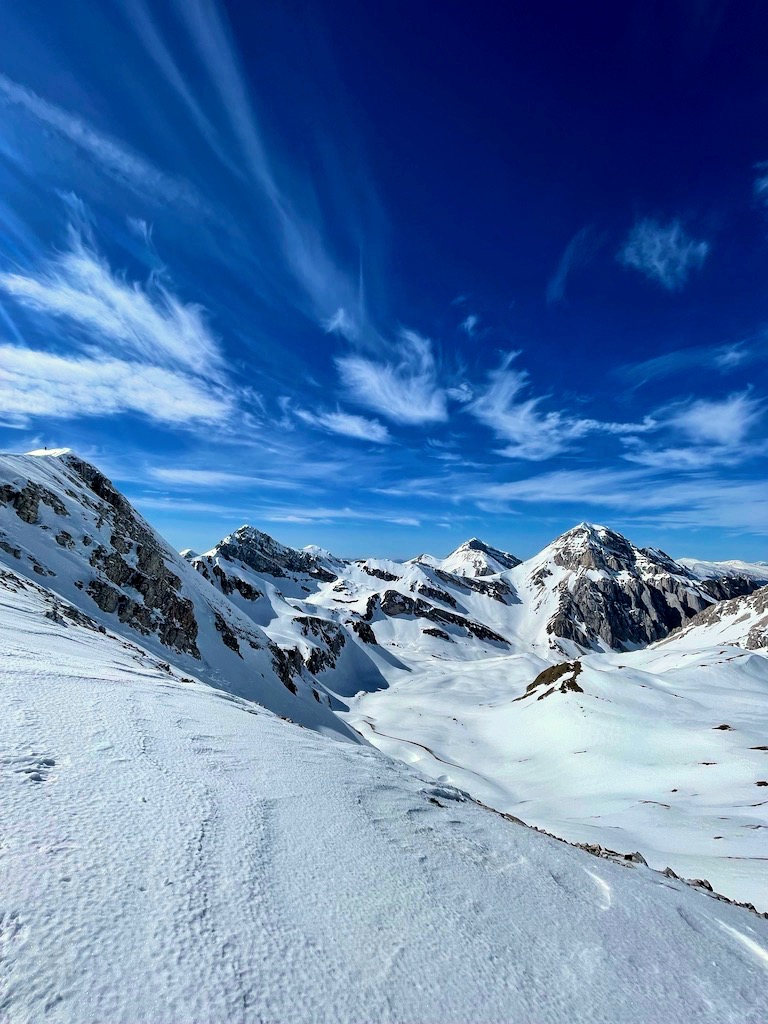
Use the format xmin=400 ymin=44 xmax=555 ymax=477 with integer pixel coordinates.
xmin=156 ymin=0 xmax=371 ymax=337
xmin=620 ymin=393 xmax=764 ymax=471
xmin=0 ymin=209 xmax=239 ymax=432
xmin=621 ymin=441 xmax=768 ymax=471
xmin=468 ymin=352 xmax=652 ymax=460
xmin=460 ymin=313 xmax=480 ymax=336
xmin=0 ymin=73 xmax=202 ymax=210
xmin=476 ymin=465 xmax=768 ymax=534
xmin=617 ymin=340 xmax=755 ymax=389
xmin=0 ymin=227 xmax=224 ymax=377
xmin=147 ymin=467 xmax=300 ymax=489
xmin=336 ymin=329 xmax=447 ymax=425
xmin=0 ymin=344 xmax=233 ymax=428
xmin=669 ymin=391 xmax=763 ymax=446
xmin=295 ymin=407 xmax=390 ymax=443
xmin=754 ymin=162 xmax=768 ymax=203
xmin=546 ymin=225 xmax=600 ymax=304
xmin=618 ymin=218 xmax=709 ymax=291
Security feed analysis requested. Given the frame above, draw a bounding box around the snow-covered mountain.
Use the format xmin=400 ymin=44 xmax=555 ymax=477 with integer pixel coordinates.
xmin=0 ymin=450 xmax=352 ymax=738
xmin=415 ymin=536 xmax=522 ymax=577
xmin=2 ymin=561 xmax=767 ymax=1023
xmin=511 ymin=521 xmax=766 ymax=652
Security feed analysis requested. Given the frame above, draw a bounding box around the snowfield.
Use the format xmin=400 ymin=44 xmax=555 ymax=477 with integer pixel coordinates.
xmin=2 ymin=566 xmax=768 ymax=1024
xmin=344 ymin=638 xmax=768 ymax=910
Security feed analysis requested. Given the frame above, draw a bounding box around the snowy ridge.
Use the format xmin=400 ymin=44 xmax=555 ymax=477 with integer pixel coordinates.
xmin=658 ymin=584 xmax=768 ymax=652
xmin=0 ymin=450 xmax=351 ymax=737
xmin=2 ymin=562 xmax=767 ymax=1023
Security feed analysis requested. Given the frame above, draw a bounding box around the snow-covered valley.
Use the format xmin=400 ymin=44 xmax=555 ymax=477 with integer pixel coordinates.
xmin=2 ymin=448 xmax=768 ymax=1022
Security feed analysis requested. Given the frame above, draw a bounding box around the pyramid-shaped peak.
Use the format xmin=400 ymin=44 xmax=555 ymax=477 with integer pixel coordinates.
xmin=442 ymin=537 xmax=521 ymax=577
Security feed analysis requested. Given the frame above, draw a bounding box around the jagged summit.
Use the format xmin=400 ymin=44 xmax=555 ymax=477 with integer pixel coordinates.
xmin=205 ymin=524 xmax=339 ymax=581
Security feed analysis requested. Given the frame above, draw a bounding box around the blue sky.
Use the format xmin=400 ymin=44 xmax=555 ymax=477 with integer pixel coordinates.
xmin=1 ymin=0 xmax=767 ymax=560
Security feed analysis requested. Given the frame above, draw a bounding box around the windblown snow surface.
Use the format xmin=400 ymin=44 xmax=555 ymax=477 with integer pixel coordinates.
xmin=3 ymin=567 xmax=768 ymax=1023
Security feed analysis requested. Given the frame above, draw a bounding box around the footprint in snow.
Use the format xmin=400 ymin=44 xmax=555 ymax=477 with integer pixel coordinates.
xmin=1 ymin=751 xmax=56 ymax=783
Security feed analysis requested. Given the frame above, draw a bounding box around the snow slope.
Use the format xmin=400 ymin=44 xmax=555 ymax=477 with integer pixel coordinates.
xmin=2 ymin=564 xmax=768 ymax=1024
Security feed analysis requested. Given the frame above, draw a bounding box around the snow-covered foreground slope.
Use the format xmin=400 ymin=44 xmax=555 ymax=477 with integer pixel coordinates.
xmin=2 ymin=566 xmax=768 ymax=1024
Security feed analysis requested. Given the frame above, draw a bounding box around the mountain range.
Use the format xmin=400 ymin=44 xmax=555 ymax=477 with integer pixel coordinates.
xmin=2 ymin=447 xmax=768 ymax=1021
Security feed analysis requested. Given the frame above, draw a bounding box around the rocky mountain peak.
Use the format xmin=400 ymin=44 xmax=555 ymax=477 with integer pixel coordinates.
xmin=209 ymin=525 xmax=337 ymax=581
xmin=549 ymin=522 xmax=665 ymax=576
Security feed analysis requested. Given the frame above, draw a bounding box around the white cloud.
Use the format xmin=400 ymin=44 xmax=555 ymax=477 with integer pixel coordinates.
xmin=478 ymin=467 xmax=651 ymax=506
xmin=668 ymin=391 xmax=763 ymax=446
xmin=476 ymin=466 xmax=768 ymax=535
xmin=324 ymin=307 xmax=358 ymax=341
xmin=0 ymin=74 xmax=200 ymax=209
xmin=622 ymin=442 xmax=743 ymax=471
xmin=446 ymin=381 xmax=473 ymax=403
xmin=0 ymin=230 xmax=223 ymax=378
xmin=618 ymin=341 xmax=755 ymax=389
xmin=618 ymin=219 xmax=709 ymax=291
xmin=546 ymin=225 xmax=599 ymax=304
xmin=295 ymin=407 xmax=390 ymax=443
xmin=468 ymin=352 xmax=650 ymax=460
xmin=460 ymin=314 xmax=479 ymax=336
xmin=0 ymin=345 xmax=232 ymax=427
xmin=147 ymin=467 xmax=301 ymax=489
xmin=336 ymin=329 xmax=447 ymax=425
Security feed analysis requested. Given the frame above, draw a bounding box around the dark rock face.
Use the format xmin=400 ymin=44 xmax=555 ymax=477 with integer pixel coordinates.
xmin=412 ymin=582 xmax=458 ymax=608
xmin=668 ymin=584 xmax=768 ymax=651
xmin=194 ymin=557 xmax=263 ymax=602
xmin=542 ymin=524 xmax=764 ymax=651
xmin=546 ymin=574 xmax=708 ymax=650
xmin=434 ymin=568 xmax=516 ymax=605
xmin=80 ymin=498 xmax=200 ymax=659
xmin=361 ymin=565 xmax=399 ymax=582
xmin=350 ymin=620 xmax=377 ymax=645
xmin=375 ymin=590 xmax=508 ymax=646
xmin=0 ymin=481 xmax=69 ymax=523
xmin=270 ymin=645 xmax=305 ymax=693
xmin=700 ymin=576 xmax=763 ymax=603
xmin=212 ymin=526 xmax=337 ymax=582
xmin=294 ymin=616 xmax=347 ymax=674
xmin=518 ymin=661 xmax=583 ymax=701
xmin=423 ymin=626 xmax=452 ymax=642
